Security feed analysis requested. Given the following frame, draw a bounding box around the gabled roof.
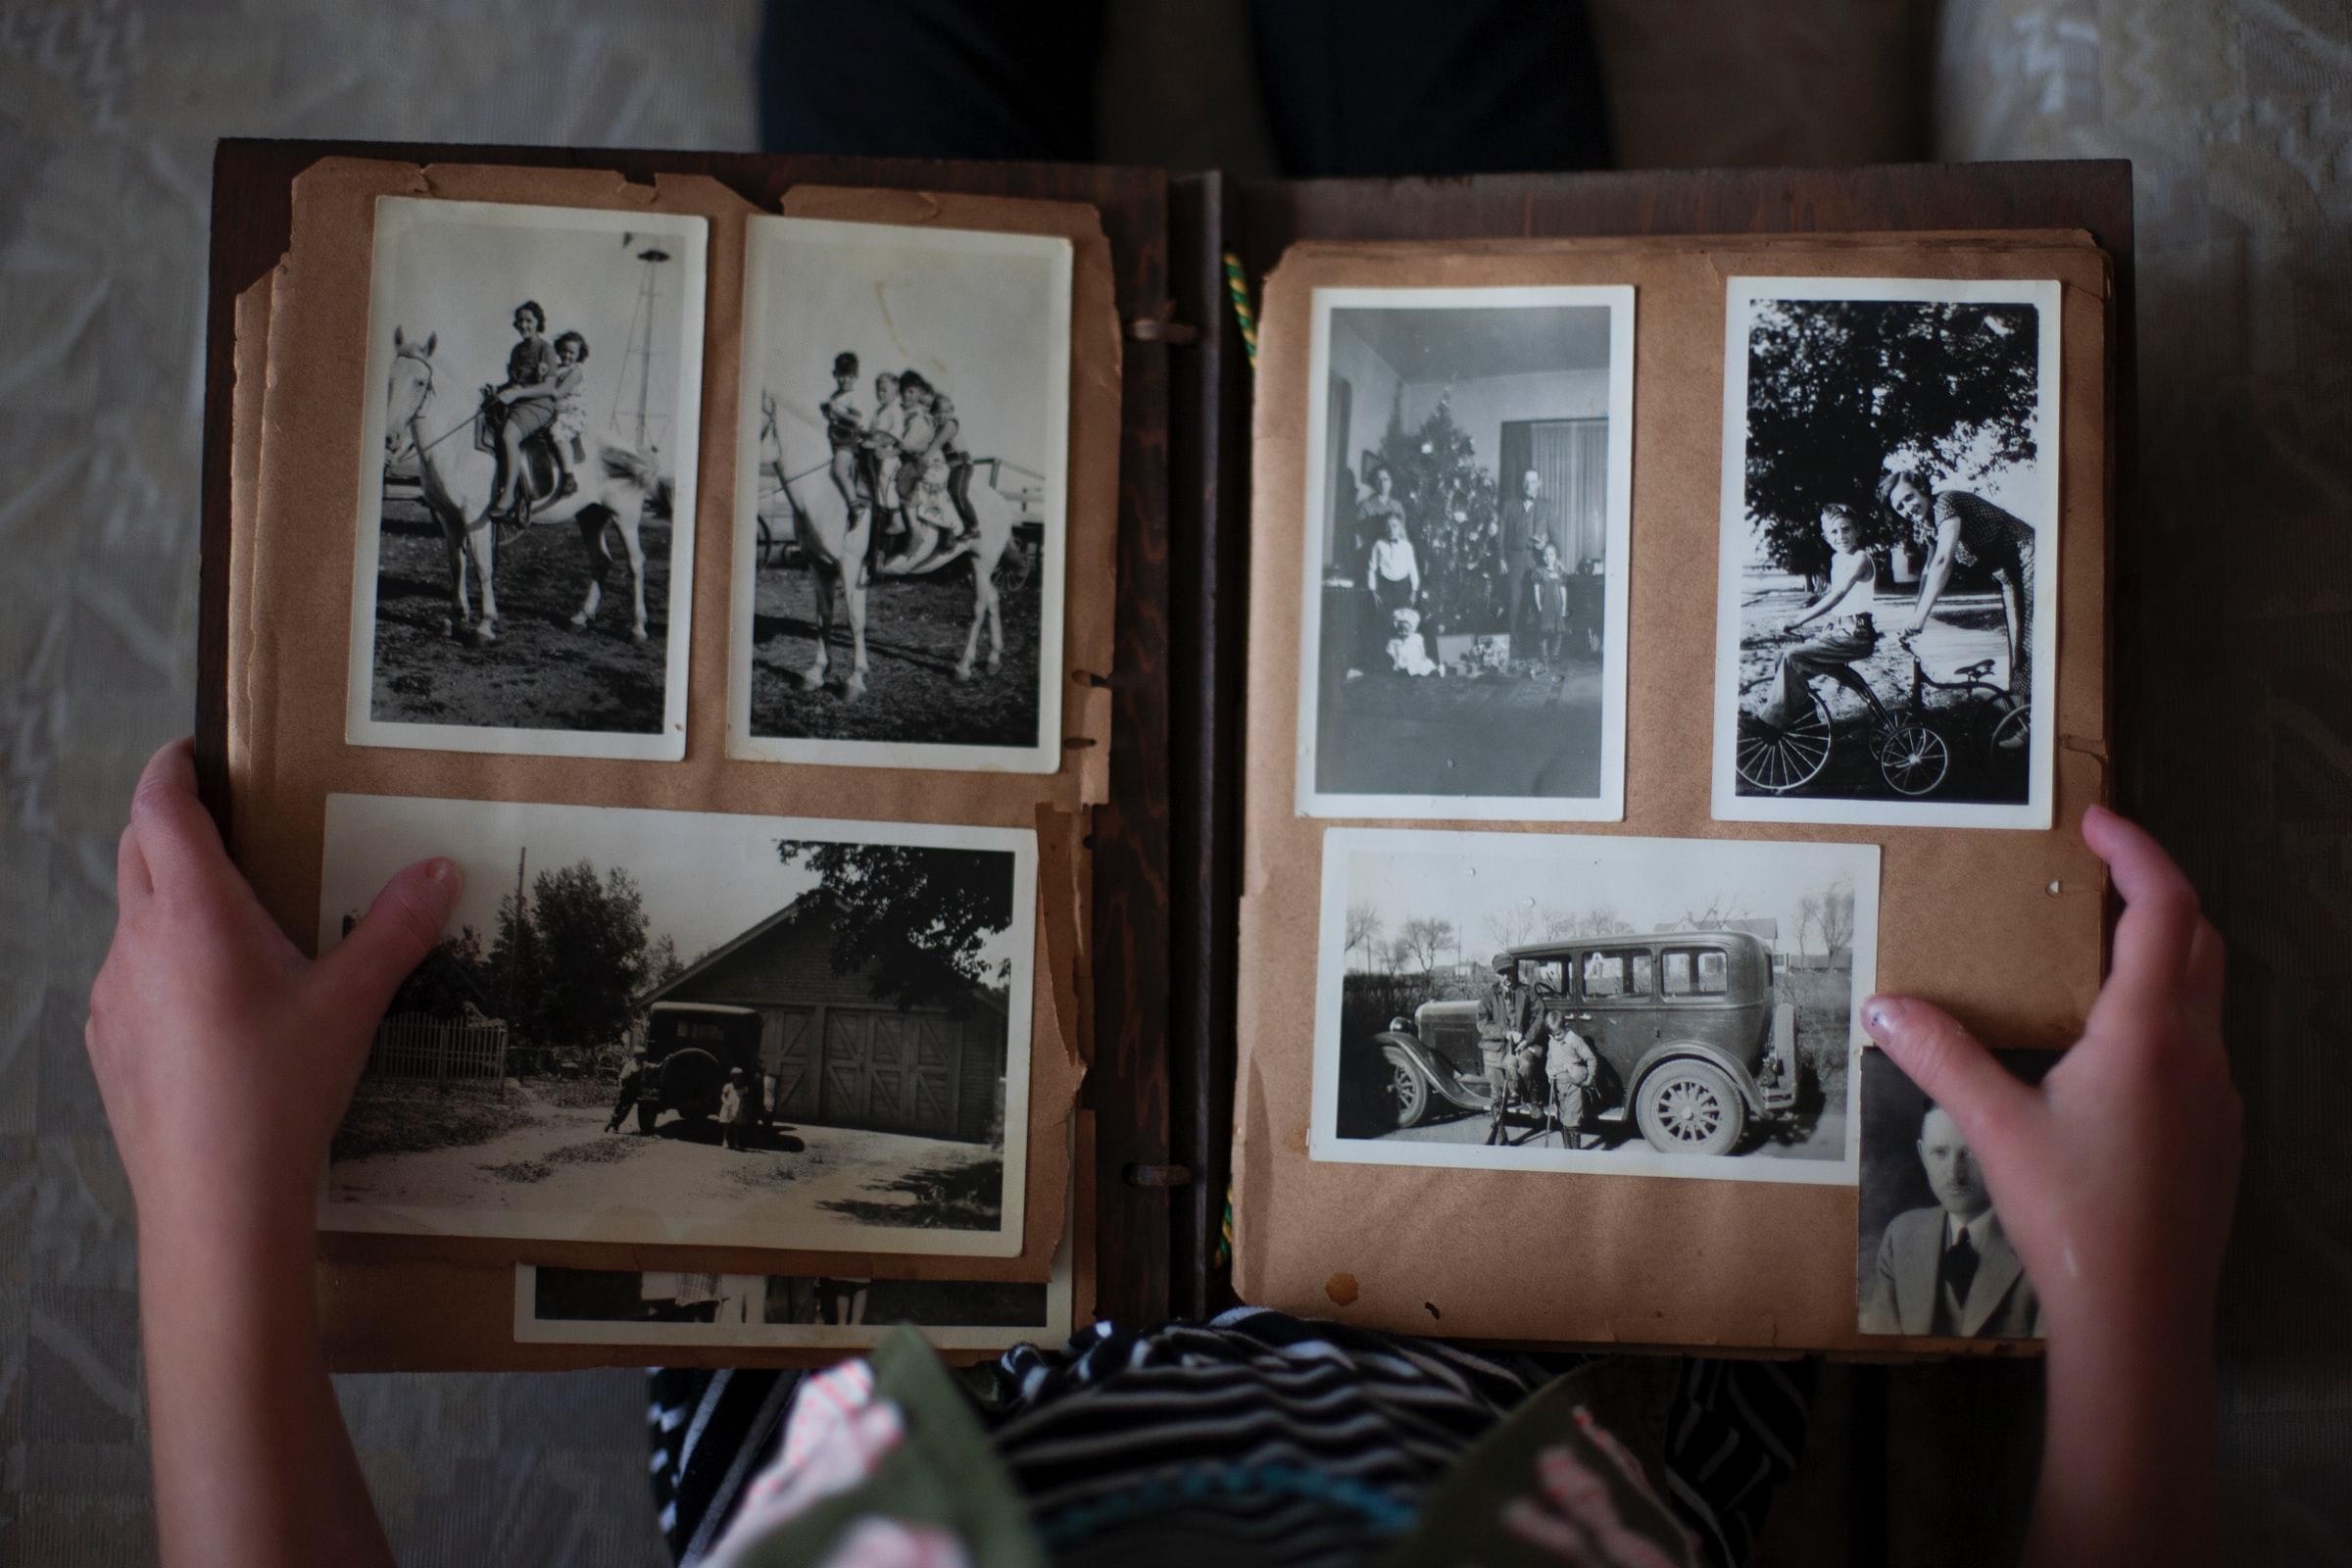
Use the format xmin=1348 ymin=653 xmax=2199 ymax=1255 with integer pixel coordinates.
xmin=638 ymin=888 xmax=831 ymax=1009
xmin=637 ymin=885 xmax=1010 ymax=1017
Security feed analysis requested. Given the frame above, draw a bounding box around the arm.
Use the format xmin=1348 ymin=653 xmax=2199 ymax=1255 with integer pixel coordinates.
xmin=1863 ymin=806 xmax=2236 ymax=1568
xmin=86 ymin=740 xmax=456 ymax=1568
xmin=1907 ymin=516 xmax=1961 ymax=633
xmin=1786 ymin=551 xmax=1869 ymax=632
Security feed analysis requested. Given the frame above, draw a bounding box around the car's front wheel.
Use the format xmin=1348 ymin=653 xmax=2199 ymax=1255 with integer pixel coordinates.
xmin=1634 ymin=1060 xmax=1743 ymax=1155
xmin=1385 ymin=1056 xmax=1431 ymax=1130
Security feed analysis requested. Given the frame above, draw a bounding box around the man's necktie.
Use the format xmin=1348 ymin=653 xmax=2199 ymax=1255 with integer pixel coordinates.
xmin=1940 ymin=1230 xmax=1982 ymax=1309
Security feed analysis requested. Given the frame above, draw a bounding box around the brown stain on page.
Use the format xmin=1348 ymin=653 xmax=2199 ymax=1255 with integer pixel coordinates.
xmin=1325 ymin=1272 xmax=1359 ymax=1306
xmin=1283 ymin=1123 xmax=1309 ymax=1156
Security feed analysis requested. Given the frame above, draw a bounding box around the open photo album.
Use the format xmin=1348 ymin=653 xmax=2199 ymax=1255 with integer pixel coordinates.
xmin=201 ymin=143 xmax=2123 ymax=1367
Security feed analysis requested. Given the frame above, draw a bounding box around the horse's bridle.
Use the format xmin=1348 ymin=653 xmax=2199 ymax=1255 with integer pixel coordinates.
xmin=392 ymin=345 xmax=475 ymax=460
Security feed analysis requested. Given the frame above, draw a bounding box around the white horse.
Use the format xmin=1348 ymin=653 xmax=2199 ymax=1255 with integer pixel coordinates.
xmin=757 ymin=392 xmax=1022 ymax=701
xmin=381 ymin=327 xmax=670 ymax=646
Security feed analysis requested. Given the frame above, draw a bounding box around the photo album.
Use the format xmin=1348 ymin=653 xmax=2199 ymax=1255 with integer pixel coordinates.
xmin=200 ymin=144 xmax=2122 ymax=1366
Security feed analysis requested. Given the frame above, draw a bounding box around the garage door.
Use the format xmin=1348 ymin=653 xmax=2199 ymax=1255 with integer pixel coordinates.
xmin=818 ymin=1009 xmax=962 ymax=1139
xmin=761 ymin=1006 xmax=816 ymax=1119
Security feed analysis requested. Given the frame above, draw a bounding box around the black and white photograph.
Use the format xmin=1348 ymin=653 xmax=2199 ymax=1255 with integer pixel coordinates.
xmin=1311 ymin=828 xmax=1877 ymax=1184
xmin=514 ymin=1239 xmax=1071 ymax=1350
xmin=1297 ymin=286 xmax=1635 ymax=820
xmin=316 ymin=793 xmax=1037 ymax=1257
xmin=348 ymin=198 xmax=706 ymax=760
xmin=1857 ymin=1047 xmax=2054 ymax=1340
xmin=1711 ymin=277 xmax=2062 ymax=829
xmin=729 ymin=216 xmax=1071 ymax=772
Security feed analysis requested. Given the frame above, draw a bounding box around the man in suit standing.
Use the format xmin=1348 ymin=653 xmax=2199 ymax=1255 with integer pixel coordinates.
xmin=1861 ymin=1101 xmax=2043 ymax=1338
xmin=1498 ymin=467 xmax=1554 ymax=650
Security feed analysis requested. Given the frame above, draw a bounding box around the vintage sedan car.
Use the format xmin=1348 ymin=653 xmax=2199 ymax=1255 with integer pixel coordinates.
xmin=1367 ymin=931 xmax=1800 ymax=1155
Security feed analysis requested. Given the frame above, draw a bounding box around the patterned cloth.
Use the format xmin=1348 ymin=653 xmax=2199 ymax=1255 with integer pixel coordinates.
xmin=648 ymin=1311 xmax=1812 ymax=1568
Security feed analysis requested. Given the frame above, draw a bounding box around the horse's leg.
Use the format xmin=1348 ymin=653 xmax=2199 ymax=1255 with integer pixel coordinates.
xmin=956 ymin=555 xmax=992 ymax=682
xmin=468 ymin=519 xmax=499 ymax=644
xmin=801 ymin=562 xmax=832 ymax=691
xmin=617 ymin=510 xmax=648 ymax=644
xmin=569 ymin=511 xmax=609 ymax=631
xmin=441 ymin=519 xmax=469 ymax=639
xmin=841 ymin=509 xmax=870 ymax=701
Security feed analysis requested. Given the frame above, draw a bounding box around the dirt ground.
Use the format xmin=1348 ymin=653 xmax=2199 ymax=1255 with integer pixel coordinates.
xmin=368 ymin=499 xmax=672 ymax=734
xmin=1367 ymin=1102 xmax=1848 ymax=1162
xmin=328 ymin=1091 xmax=1004 ymax=1233
xmin=746 ymin=539 xmax=1044 ymax=748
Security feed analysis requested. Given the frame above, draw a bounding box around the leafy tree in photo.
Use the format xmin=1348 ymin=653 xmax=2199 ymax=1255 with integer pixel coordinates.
xmin=1743 ymin=299 xmax=2038 ymax=578
xmin=382 ymin=924 xmax=494 ymax=1020
xmin=527 ymin=861 xmax=656 ymax=1053
xmin=780 ymin=841 xmax=1014 ymax=1010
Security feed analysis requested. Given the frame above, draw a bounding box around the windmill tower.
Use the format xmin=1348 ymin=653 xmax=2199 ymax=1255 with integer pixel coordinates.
xmin=612 ymin=237 xmax=672 ymax=453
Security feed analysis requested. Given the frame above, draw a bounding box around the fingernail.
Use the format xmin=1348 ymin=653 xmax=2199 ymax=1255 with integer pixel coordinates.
xmin=425 ymin=858 xmax=459 ymax=892
xmin=1863 ymin=997 xmax=1892 ymax=1035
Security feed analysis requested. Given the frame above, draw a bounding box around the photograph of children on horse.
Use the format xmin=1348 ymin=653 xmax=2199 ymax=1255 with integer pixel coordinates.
xmin=735 ymin=217 xmax=1071 ymax=771
xmin=358 ymin=199 xmax=705 ymax=757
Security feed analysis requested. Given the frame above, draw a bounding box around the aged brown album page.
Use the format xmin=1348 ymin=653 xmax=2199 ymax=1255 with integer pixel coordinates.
xmin=226 ymin=159 xmax=1120 ymax=1295
xmin=1234 ymin=231 xmax=2110 ymax=1355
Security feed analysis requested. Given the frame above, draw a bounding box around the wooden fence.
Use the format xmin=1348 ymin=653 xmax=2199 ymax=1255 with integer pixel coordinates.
xmin=367 ymin=1013 xmax=509 ymax=1097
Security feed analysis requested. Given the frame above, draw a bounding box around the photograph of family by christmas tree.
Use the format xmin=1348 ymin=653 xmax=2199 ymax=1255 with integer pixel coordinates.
xmin=1299 ymin=287 xmax=1635 ymax=820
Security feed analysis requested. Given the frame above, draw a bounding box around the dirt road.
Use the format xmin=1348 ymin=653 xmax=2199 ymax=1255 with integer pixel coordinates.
xmin=368 ymin=504 xmax=673 ymax=733
xmin=1368 ymin=1104 xmax=1848 ymax=1163
xmin=328 ymin=1101 xmax=1001 ymax=1232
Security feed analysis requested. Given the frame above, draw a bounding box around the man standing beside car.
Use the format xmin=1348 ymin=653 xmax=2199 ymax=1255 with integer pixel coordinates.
xmin=1479 ymin=953 xmax=1537 ymax=1146
xmin=606 ymin=1051 xmax=648 ymax=1135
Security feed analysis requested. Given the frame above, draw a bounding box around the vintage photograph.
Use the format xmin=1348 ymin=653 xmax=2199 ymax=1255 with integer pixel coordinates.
xmin=1311 ymin=828 xmax=1878 ymax=1184
xmin=514 ymin=1240 xmax=1071 ymax=1350
xmin=729 ymin=216 xmax=1072 ymax=772
xmin=1857 ymin=1047 xmax=2055 ymax=1339
xmin=1297 ymin=286 xmax=1635 ymax=821
xmin=1711 ymin=277 xmax=2063 ymax=829
xmin=348 ymin=198 xmax=706 ymax=760
xmin=317 ymin=793 xmax=1037 ymax=1257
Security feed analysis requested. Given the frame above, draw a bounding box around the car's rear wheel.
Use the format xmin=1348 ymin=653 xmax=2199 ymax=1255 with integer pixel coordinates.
xmin=1634 ymin=1060 xmax=1744 ymax=1155
xmin=1386 ymin=1057 xmax=1431 ymax=1130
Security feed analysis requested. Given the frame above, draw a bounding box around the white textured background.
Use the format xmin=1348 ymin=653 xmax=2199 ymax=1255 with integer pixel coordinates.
xmin=2 ymin=0 xmax=2348 ymax=1563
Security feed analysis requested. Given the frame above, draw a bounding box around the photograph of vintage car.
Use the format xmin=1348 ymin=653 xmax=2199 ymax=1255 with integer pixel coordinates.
xmin=1312 ymin=828 xmax=1879 ymax=1183
xmin=1363 ymin=931 xmax=1799 ymax=1157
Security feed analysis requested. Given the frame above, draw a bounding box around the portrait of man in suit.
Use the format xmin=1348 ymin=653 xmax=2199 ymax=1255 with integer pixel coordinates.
xmin=1857 ymin=1049 xmax=2049 ymax=1340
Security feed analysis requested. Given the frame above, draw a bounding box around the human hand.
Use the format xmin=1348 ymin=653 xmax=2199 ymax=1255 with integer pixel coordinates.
xmin=1861 ymin=804 xmax=2237 ymax=1348
xmin=84 ymin=739 xmax=459 ymax=1249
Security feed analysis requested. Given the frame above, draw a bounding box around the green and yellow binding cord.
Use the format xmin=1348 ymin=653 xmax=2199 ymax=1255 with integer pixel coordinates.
xmin=1222 ymin=253 xmax=1257 ymax=369
xmin=1215 ymin=1182 xmax=1235 ymax=1268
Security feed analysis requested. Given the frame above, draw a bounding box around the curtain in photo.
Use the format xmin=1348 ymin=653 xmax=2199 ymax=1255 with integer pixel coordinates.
xmin=1531 ymin=416 xmax=1609 ymax=566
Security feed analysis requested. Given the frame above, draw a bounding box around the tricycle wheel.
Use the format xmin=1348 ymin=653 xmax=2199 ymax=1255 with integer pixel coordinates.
xmin=1735 ymin=691 xmax=1831 ymax=794
xmin=1634 ymin=1060 xmax=1744 ymax=1156
xmin=1878 ymin=722 xmax=1950 ymax=796
xmin=1386 ymin=1058 xmax=1430 ymax=1130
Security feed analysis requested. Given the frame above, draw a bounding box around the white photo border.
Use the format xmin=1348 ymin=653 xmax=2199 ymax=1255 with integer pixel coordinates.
xmin=726 ymin=217 xmax=1073 ymax=773
xmin=1708 ymin=276 xmax=2062 ymax=831
xmin=1306 ymin=826 xmax=1878 ymax=1186
xmin=345 ymin=197 xmax=707 ymax=760
xmin=512 ymin=1232 xmax=1074 ymax=1349
xmin=1296 ymin=284 xmax=1637 ymax=822
xmin=317 ymin=793 xmax=1037 ymax=1257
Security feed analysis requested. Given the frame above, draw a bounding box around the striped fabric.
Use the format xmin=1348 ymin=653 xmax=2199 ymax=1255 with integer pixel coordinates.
xmin=647 ymin=1311 xmax=1812 ymax=1568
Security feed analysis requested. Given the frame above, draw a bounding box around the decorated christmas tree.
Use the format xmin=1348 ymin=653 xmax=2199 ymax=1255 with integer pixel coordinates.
xmin=1377 ymin=392 xmax=1504 ymax=638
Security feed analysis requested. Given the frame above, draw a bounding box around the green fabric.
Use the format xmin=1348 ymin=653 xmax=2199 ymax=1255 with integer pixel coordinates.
xmin=1379 ymin=1356 xmax=1696 ymax=1568
xmin=731 ymin=1328 xmax=1044 ymax=1568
